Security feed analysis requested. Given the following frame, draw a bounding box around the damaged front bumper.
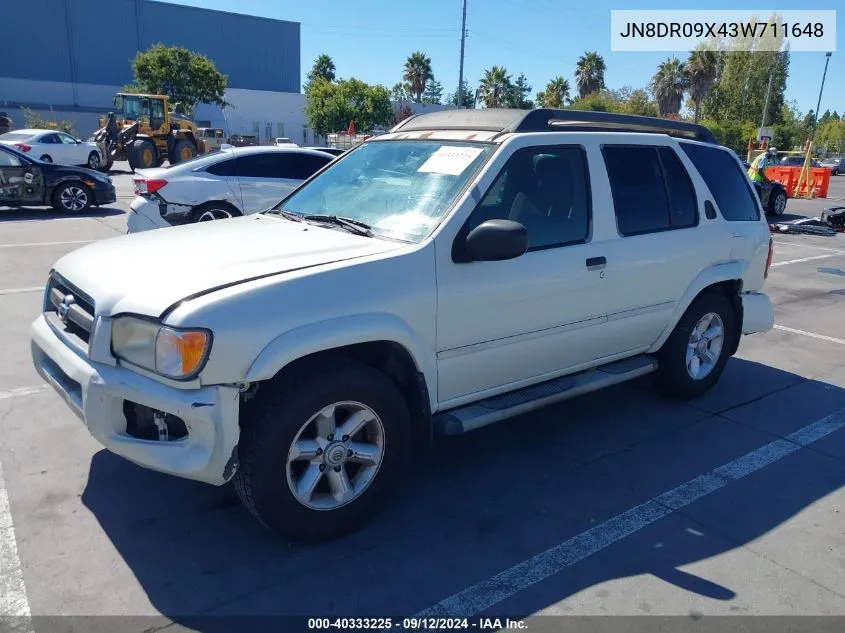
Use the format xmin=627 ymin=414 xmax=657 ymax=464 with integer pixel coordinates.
xmin=30 ymin=314 xmax=241 ymax=486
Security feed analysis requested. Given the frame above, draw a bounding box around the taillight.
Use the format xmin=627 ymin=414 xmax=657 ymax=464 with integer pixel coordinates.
xmin=133 ymin=178 xmax=167 ymax=195
xmin=764 ymin=237 xmax=774 ymax=278
xmin=14 ymin=143 xmax=31 ymax=153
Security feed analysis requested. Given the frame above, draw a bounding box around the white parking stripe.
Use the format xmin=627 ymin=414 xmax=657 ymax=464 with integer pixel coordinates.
xmin=416 ymin=408 xmax=845 ymax=618
xmin=0 ymin=240 xmax=93 ymax=249
xmin=0 ymin=458 xmax=32 ymax=625
xmin=0 ymin=287 xmax=43 ymax=297
xmin=0 ymin=386 xmax=50 ymax=402
xmin=773 ymin=324 xmax=845 ymax=346
xmin=770 ymin=253 xmax=843 ymax=267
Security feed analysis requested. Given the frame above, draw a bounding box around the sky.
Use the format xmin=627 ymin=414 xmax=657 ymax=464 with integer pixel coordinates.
xmin=165 ymin=0 xmax=842 ymax=117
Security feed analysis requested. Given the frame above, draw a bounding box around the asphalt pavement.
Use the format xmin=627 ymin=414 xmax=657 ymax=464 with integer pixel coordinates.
xmin=1 ymin=171 xmax=845 ymax=632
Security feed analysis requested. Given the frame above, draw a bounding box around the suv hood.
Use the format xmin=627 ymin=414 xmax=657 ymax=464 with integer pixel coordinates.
xmin=51 ymin=214 xmax=404 ymax=317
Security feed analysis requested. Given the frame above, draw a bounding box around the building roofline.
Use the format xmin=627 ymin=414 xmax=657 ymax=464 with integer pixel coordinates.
xmin=142 ymin=0 xmax=300 ymax=28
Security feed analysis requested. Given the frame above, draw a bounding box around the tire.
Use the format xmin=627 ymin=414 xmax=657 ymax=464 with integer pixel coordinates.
xmin=87 ymin=152 xmax=101 ymax=170
xmin=767 ymin=189 xmax=787 ymax=216
xmin=128 ymin=139 xmax=156 ymax=171
xmin=653 ymin=291 xmax=734 ymax=400
xmin=170 ymin=139 xmax=197 ymax=166
xmin=39 ymin=155 xmax=52 ymax=163
xmin=189 ymin=202 xmax=242 ymax=223
xmin=52 ymin=182 xmax=92 ymax=213
xmin=234 ymin=358 xmax=411 ymax=542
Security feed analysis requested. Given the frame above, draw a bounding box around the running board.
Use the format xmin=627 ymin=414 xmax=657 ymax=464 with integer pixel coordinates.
xmin=432 ymin=355 xmax=658 ymax=436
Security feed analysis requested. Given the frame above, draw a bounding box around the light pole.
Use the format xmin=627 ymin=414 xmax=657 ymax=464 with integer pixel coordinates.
xmin=810 ymin=52 xmax=832 ymax=142
xmin=457 ymin=0 xmax=467 ymax=108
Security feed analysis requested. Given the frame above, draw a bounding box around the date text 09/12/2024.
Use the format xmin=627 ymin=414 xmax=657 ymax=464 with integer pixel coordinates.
xmin=307 ymin=618 xmax=528 ymax=630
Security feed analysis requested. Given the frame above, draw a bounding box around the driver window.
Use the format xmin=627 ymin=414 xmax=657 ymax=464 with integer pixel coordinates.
xmin=465 ymin=146 xmax=592 ymax=250
xmin=59 ymin=133 xmax=77 ymax=144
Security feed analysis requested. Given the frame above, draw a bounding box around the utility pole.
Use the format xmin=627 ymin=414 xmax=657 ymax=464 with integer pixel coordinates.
xmin=457 ymin=0 xmax=467 ymax=108
xmin=759 ymin=68 xmax=774 ymax=132
xmin=809 ymin=52 xmax=832 ymax=142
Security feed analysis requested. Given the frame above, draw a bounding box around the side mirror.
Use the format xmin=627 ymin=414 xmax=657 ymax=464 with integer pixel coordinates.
xmin=462 ymin=219 xmax=528 ymax=262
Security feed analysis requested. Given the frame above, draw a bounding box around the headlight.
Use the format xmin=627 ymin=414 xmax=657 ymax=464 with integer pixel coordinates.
xmin=111 ymin=316 xmax=211 ymax=380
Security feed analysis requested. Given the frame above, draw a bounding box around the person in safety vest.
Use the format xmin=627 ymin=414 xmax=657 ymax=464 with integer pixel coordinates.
xmin=748 ymin=146 xmax=778 ymax=201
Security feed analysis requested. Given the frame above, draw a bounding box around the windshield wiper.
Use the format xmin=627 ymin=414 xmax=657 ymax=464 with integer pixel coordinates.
xmin=263 ymin=207 xmax=303 ymax=222
xmin=302 ymin=214 xmax=373 ymax=237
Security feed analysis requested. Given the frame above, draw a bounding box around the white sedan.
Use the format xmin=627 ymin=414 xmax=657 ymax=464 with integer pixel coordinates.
xmin=127 ymin=145 xmax=335 ymax=233
xmin=0 ymin=129 xmax=104 ymax=170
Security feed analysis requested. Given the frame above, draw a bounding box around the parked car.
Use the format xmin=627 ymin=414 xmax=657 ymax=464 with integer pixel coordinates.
xmin=196 ymin=128 xmax=226 ymax=152
xmin=274 ymin=137 xmax=299 ymax=147
xmin=227 ymin=134 xmax=259 ymax=147
xmin=303 ymin=146 xmax=345 ymax=157
xmin=31 ymin=109 xmax=775 ymax=542
xmin=0 ymin=143 xmax=115 ymax=212
xmin=127 ymin=146 xmax=334 ymax=232
xmin=780 ymin=155 xmax=822 ymax=168
xmin=819 ymin=157 xmax=843 ymax=175
xmin=0 ymin=128 xmax=105 ymax=170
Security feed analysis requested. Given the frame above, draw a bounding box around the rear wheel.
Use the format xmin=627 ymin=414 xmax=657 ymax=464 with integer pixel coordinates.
xmin=128 ymin=139 xmax=156 ymax=171
xmin=39 ymin=155 xmax=52 ymax=163
xmin=653 ymin=291 xmax=735 ymax=399
xmin=87 ymin=152 xmax=101 ymax=170
xmin=52 ymin=182 xmax=92 ymax=213
xmin=768 ymin=189 xmax=787 ymax=216
xmin=189 ymin=202 xmax=241 ymax=223
xmin=170 ymin=139 xmax=197 ymax=166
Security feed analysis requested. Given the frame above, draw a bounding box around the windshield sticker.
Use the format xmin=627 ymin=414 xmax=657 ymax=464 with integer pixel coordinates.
xmin=417 ymin=146 xmax=484 ymax=176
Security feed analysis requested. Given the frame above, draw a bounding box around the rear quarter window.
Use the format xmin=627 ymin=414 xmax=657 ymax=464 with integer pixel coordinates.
xmin=680 ymin=142 xmax=760 ymax=221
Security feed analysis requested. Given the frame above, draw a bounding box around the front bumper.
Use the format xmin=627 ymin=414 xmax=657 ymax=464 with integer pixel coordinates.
xmin=741 ymin=291 xmax=774 ymax=334
xmin=94 ymin=186 xmax=116 ymax=206
xmin=30 ymin=314 xmax=241 ymax=486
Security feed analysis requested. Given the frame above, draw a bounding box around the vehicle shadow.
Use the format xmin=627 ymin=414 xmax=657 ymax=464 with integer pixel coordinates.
xmin=80 ymin=358 xmax=845 ymax=630
xmin=0 ymin=207 xmax=125 ymax=222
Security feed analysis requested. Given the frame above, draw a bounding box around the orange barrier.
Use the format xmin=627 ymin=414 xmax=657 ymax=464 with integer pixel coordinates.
xmin=764 ymin=166 xmax=832 ymax=198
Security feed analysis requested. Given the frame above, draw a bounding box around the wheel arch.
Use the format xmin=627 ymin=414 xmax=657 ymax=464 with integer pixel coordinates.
xmin=190 ymin=199 xmax=243 ymax=220
xmin=649 ymin=263 xmax=746 ymax=356
xmin=46 ymin=176 xmax=93 ymax=202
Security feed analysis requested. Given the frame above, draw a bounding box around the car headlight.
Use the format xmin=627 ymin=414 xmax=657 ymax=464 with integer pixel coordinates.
xmin=111 ymin=316 xmax=211 ymax=380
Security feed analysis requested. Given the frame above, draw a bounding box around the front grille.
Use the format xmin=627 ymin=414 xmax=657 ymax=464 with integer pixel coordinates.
xmin=44 ymin=274 xmax=96 ymax=351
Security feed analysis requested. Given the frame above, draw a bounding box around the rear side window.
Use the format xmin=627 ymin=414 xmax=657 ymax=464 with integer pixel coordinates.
xmin=294 ymin=153 xmax=332 ymax=179
xmin=602 ymin=146 xmax=669 ymax=235
xmin=236 ymin=153 xmax=301 ymax=179
xmin=206 ymin=158 xmax=236 ymax=176
xmin=658 ymin=147 xmax=697 ymax=228
xmin=680 ymin=142 xmax=760 ymax=221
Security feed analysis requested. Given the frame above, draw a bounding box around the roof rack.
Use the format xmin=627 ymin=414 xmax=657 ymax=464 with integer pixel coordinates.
xmin=390 ymin=108 xmax=718 ymax=144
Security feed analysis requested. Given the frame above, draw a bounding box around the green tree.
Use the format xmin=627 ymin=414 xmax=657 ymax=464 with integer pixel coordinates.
xmin=819 ymin=110 xmax=832 ymax=126
xmin=21 ymin=107 xmax=76 ymax=136
xmin=575 ymin=51 xmax=606 ymax=98
xmin=129 ymin=44 xmax=229 ymax=115
xmin=391 ymin=82 xmax=412 ymax=103
xmin=504 ymin=73 xmax=533 ymax=108
xmin=446 ymin=80 xmax=476 ymax=108
xmin=536 ymin=77 xmax=570 ymax=109
xmin=685 ymin=46 xmax=718 ymax=122
xmin=569 ymin=90 xmax=622 ymax=113
xmin=403 ymin=51 xmax=433 ymax=103
xmin=422 ymin=79 xmax=443 ymax=105
xmin=832 ymin=111 xmax=840 ymax=121
xmin=478 ymin=66 xmax=511 ymax=108
xmin=650 ymin=57 xmax=688 ymax=116
xmin=304 ymin=78 xmax=393 ymax=137
xmin=304 ymin=54 xmax=337 ymax=91
xmin=621 ymin=89 xmax=659 ymax=117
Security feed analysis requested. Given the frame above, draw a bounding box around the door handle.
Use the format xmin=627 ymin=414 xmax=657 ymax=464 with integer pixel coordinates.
xmin=586 ymin=256 xmax=607 ymax=268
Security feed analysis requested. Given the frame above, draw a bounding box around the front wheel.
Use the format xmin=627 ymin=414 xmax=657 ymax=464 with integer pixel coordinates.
xmin=768 ymin=189 xmax=787 ymax=216
xmin=52 ymin=182 xmax=92 ymax=213
xmin=234 ymin=358 xmax=411 ymax=542
xmin=653 ymin=291 xmax=735 ymax=399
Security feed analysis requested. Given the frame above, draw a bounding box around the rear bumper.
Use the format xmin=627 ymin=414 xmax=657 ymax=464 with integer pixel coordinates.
xmin=128 ymin=196 xmax=170 ymax=233
xmin=30 ymin=314 xmax=241 ymax=485
xmin=741 ymin=291 xmax=774 ymax=334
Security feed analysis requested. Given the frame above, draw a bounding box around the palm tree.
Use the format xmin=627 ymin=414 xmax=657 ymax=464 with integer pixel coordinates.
xmin=685 ymin=47 xmax=718 ymax=122
xmin=304 ymin=54 xmax=336 ymax=90
xmin=403 ymin=52 xmax=433 ymax=103
xmin=650 ymin=57 xmax=688 ymax=117
xmin=478 ymin=66 xmax=511 ymax=108
xmin=575 ymin=51 xmax=606 ymax=98
xmin=537 ymin=77 xmax=570 ymax=108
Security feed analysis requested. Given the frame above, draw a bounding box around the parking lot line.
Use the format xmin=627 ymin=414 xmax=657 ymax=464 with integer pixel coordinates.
xmin=0 ymin=287 xmax=43 ymax=297
xmin=770 ymin=253 xmax=844 ymax=267
xmin=0 ymin=386 xmax=50 ymax=402
xmin=773 ymin=324 xmax=845 ymax=346
xmin=416 ymin=407 xmax=845 ymax=618
xmin=0 ymin=240 xmax=93 ymax=249
xmin=0 ymin=458 xmax=32 ymax=624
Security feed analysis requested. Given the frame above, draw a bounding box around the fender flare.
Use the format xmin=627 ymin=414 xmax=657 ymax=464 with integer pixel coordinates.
xmin=244 ymin=313 xmax=437 ymax=408
xmin=648 ymin=261 xmax=746 ymax=353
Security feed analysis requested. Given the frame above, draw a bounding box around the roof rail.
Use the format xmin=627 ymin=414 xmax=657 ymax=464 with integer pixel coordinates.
xmin=389 ymin=108 xmax=718 ymax=144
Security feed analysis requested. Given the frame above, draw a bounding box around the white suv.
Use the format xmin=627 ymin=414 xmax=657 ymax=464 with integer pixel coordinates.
xmin=30 ymin=109 xmax=775 ymax=542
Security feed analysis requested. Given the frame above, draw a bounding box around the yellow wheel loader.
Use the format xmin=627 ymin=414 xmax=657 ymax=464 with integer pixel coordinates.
xmin=91 ymin=93 xmax=208 ymax=172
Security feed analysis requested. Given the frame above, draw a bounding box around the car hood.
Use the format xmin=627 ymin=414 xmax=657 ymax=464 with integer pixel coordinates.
xmin=51 ymin=214 xmax=404 ymax=318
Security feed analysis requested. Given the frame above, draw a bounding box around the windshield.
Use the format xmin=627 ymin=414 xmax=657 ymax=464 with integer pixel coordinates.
xmin=117 ymin=95 xmax=144 ymax=120
xmin=275 ymin=140 xmax=493 ymax=242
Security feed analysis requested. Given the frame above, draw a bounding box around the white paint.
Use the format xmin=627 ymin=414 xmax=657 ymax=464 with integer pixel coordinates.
xmin=416 ymin=408 xmax=845 ymax=618
xmin=0 ymin=240 xmax=93 ymax=249
xmin=0 ymin=386 xmax=50 ymax=402
xmin=773 ymin=324 xmax=845 ymax=346
xmin=770 ymin=253 xmax=843 ymax=267
xmin=0 ymin=458 xmax=32 ymax=625
xmin=0 ymin=287 xmax=43 ymax=297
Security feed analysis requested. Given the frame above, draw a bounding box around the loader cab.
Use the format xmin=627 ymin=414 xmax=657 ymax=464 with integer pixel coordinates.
xmin=114 ymin=94 xmax=168 ymax=134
